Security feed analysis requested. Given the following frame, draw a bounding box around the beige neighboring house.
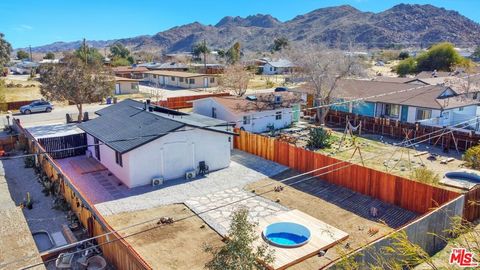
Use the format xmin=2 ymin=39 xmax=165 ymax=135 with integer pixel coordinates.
xmin=142 ymin=70 xmax=218 ymax=89
xmin=115 ymin=77 xmax=140 ymax=95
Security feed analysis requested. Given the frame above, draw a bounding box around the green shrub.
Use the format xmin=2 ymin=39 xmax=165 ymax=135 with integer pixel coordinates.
xmin=410 ymin=167 xmax=440 ymax=185
xmin=464 ymin=144 xmax=480 ymax=169
xmin=307 ymin=127 xmax=332 ymax=149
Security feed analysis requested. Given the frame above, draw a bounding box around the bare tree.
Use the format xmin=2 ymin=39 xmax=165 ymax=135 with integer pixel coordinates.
xmin=219 ymin=64 xmax=251 ymax=96
xmin=286 ymin=44 xmax=365 ymax=125
xmin=39 ymin=54 xmax=114 ymax=122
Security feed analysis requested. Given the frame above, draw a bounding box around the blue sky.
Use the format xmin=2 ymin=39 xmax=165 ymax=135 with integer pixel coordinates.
xmin=1 ymin=0 xmax=478 ymax=49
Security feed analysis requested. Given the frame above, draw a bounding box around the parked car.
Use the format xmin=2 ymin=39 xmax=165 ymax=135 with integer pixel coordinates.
xmin=274 ymin=87 xmax=288 ymax=92
xmin=20 ymin=100 xmax=54 ymax=114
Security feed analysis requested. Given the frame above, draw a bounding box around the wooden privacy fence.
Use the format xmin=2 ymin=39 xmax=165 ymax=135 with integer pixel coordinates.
xmin=326 ymin=110 xmax=480 ymax=151
xmin=38 ymin=133 xmax=87 ymax=159
xmin=463 ymin=186 xmax=480 ymax=222
xmin=0 ymin=135 xmax=17 ymax=151
xmin=155 ymin=92 xmax=230 ymax=109
xmin=234 ymin=129 xmax=460 ymax=215
xmin=14 ymin=120 xmax=151 ymax=270
xmin=0 ymin=100 xmax=35 ymax=111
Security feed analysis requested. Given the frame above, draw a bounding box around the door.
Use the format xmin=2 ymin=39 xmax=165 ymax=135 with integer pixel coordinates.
xmin=401 ymin=105 xmax=409 ymax=122
xmin=163 ymin=142 xmax=192 ymax=180
xmin=115 ymin=83 xmax=121 ymax=94
xmin=204 ymin=78 xmax=208 ymax=88
xmin=292 ymin=104 xmax=300 ymax=122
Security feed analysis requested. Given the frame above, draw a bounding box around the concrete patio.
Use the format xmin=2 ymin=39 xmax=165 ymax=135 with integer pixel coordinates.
xmin=55 ymin=150 xmax=288 ymax=216
xmin=185 ymin=187 xmax=289 ymax=236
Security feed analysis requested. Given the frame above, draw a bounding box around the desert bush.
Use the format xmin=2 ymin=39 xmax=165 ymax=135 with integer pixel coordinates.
xmin=306 ymin=127 xmax=332 ymax=149
xmin=410 ymin=167 xmax=440 ymax=185
xmin=463 ymin=144 xmax=480 ymax=169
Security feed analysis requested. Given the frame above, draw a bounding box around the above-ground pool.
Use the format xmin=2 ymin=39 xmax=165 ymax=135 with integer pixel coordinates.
xmin=442 ymin=170 xmax=480 ymax=190
xmin=263 ymin=222 xmax=311 ymax=248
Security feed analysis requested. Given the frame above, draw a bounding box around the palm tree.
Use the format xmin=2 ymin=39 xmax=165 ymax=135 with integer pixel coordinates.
xmin=193 ymin=40 xmax=210 ymax=70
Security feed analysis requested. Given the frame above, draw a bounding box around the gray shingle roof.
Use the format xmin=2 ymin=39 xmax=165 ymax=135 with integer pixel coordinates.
xmin=80 ymin=99 xmax=234 ymax=153
xmin=79 ymin=101 xmax=184 ymax=153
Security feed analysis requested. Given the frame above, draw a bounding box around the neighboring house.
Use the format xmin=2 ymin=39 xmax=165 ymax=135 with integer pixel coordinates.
xmin=331 ymin=79 xmax=480 ymax=128
xmin=114 ymin=77 xmax=140 ymax=95
xmin=143 ymin=62 xmax=189 ymax=72
xmin=78 ymin=99 xmax=234 ymax=188
xmin=192 ymin=92 xmax=302 ymax=133
xmin=262 ymin=59 xmax=297 ymax=75
xmin=142 ymin=70 xmax=218 ymax=89
xmin=9 ymin=61 xmax=39 ymax=75
xmin=190 ymin=63 xmax=225 ymax=74
xmin=112 ymin=66 xmax=148 ymax=79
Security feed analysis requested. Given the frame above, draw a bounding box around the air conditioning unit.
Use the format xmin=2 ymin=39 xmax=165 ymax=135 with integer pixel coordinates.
xmin=85 ymin=149 xmax=92 ymax=158
xmin=151 ymin=177 xmax=164 ymax=186
xmin=185 ymin=170 xmax=196 ymax=180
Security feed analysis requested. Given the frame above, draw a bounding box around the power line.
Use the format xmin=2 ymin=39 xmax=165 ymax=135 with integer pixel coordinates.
xmin=6 ymin=116 xmax=476 ymax=269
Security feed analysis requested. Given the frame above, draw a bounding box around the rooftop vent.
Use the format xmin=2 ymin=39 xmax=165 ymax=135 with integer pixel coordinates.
xmin=246 ymin=95 xmax=257 ymax=101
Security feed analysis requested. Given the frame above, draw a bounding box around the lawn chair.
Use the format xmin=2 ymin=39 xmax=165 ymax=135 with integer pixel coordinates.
xmin=198 ymin=161 xmax=209 ymax=176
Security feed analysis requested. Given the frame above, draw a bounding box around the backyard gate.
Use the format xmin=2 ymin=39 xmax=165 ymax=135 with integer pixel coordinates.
xmin=38 ymin=133 xmax=87 ymax=159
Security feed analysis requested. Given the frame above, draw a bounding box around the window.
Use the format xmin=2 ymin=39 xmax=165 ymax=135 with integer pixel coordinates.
xmin=131 ymin=83 xmax=137 ymax=90
xmin=243 ymin=115 xmax=251 ymax=125
xmin=459 ymin=107 xmax=464 ymax=111
xmin=179 ymin=77 xmax=184 ymax=83
xmin=94 ymin=138 xmax=100 ymax=161
xmin=275 ymin=111 xmax=282 ymax=120
xmin=210 ymin=77 xmax=215 ymax=83
xmin=211 ymin=107 xmax=217 ymax=118
xmin=189 ymin=78 xmax=195 ymax=84
xmin=384 ymin=104 xmax=400 ymax=117
xmin=416 ymin=108 xmax=432 ymax=121
xmin=171 ymin=76 xmax=175 ymax=81
xmin=115 ymin=151 xmax=123 ymax=167
xmin=153 ymin=75 xmax=157 ymax=79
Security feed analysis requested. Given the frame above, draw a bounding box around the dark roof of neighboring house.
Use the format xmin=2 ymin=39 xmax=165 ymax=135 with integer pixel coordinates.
xmin=334 ymin=79 xmax=479 ymax=110
xmin=195 ymin=92 xmax=301 ymax=116
xmin=79 ymin=99 xmax=233 ymax=154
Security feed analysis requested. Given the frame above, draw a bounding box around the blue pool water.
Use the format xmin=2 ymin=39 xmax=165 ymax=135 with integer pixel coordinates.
xmin=265 ymin=232 xmax=309 ymax=246
xmin=263 ymin=222 xmax=311 ymax=248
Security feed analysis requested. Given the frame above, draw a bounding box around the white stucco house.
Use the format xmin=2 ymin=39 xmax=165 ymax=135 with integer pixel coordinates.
xmin=262 ymin=59 xmax=297 ymax=75
xmin=192 ymin=92 xmax=302 ymax=133
xmin=78 ymin=99 xmax=234 ymax=188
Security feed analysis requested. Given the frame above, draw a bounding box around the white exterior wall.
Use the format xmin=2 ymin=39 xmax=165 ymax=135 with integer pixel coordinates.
xmin=239 ymin=108 xmax=293 ymax=133
xmin=192 ymin=99 xmax=237 ymax=124
xmin=193 ymin=98 xmax=293 ymax=133
xmin=86 ymin=134 xmax=133 ymax=186
xmin=87 ymin=129 xmax=231 ymax=188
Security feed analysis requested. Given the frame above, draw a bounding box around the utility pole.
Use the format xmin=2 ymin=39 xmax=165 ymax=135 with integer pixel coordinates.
xmin=83 ymin=38 xmax=88 ymax=65
xmin=29 ymin=45 xmax=32 ymax=61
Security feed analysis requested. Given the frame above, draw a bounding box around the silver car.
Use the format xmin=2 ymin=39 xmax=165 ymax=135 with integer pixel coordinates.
xmin=20 ymin=100 xmax=54 ymax=114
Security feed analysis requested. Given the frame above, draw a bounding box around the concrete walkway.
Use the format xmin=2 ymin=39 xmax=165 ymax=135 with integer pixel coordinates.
xmin=94 ymin=150 xmax=288 ymax=216
xmin=185 ymin=187 xmax=289 ymax=236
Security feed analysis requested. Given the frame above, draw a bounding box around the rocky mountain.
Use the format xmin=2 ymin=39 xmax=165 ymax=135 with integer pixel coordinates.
xmin=26 ymin=4 xmax=480 ymax=53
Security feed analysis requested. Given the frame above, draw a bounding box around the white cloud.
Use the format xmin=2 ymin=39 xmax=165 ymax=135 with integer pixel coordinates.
xmin=20 ymin=24 xmax=33 ymax=30
xmin=13 ymin=24 xmax=34 ymax=32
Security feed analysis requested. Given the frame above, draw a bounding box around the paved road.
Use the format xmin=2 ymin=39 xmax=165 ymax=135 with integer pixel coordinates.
xmin=3 ymin=103 xmax=109 ymax=127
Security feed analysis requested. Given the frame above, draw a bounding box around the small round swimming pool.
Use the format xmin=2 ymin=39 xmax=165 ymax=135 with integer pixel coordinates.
xmin=262 ymin=222 xmax=311 ymax=248
xmin=445 ymin=170 xmax=480 ymax=183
